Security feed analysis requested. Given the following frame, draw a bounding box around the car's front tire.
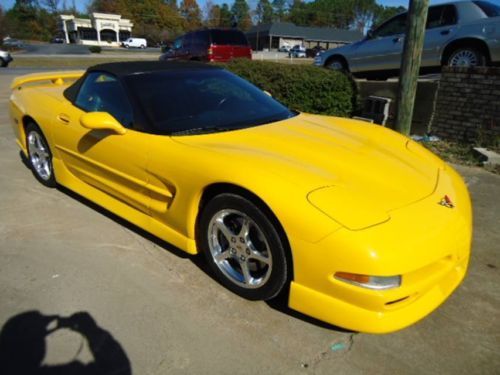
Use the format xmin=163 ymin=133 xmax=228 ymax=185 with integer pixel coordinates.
xmin=447 ymin=47 xmax=486 ymax=67
xmin=198 ymin=193 xmax=289 ymax=301
xmin=325 ymin=56 xmax=347 ymax=72
xmin=25 ymin=123 xmax=56 ymax=188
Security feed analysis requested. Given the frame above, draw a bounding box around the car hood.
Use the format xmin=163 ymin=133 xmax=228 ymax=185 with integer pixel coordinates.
xmin=174 ymin=113 xmax=440 ymax=228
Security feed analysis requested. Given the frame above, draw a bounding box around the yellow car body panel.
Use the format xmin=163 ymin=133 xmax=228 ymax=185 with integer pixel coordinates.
xmin=9 ymin=71 xmax=472 ymax=333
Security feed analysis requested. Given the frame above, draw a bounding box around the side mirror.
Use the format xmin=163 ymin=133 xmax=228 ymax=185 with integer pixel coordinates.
xmin=80 ymin=112 xmax=126 ymax=135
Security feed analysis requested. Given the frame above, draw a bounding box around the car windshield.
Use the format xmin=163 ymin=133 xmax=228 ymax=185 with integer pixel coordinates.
xmin=473 ymin=1 xmax=500 ymax=17
xmin=124 ymin=69 xmax=296 ymax=135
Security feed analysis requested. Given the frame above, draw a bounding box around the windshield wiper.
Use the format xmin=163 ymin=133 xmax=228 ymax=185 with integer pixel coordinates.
xmin=169 ymin=126 xmax=239 ymax=136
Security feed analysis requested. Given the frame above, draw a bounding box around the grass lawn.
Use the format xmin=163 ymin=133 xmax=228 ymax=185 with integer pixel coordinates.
xmin=9 ymin=56 xmax=158 ymax=69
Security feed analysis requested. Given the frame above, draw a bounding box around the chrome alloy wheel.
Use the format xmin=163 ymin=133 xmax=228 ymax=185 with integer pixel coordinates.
xmin=27 ymin=130 xmax=51 ymax=181
xmin=208 ymin=209 xmax=272 ymax=289
xmin=449 ymin=50 xmax=479 ymax=67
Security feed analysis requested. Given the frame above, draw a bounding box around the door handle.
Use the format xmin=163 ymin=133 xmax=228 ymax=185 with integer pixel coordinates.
xmin=57 ymin=114 xmax=70 ymax=124
xmin=440 ymin=30 xmax=451 ymax=35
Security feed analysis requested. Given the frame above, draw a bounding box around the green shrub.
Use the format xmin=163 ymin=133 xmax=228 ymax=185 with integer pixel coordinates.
xmin=220 ymin=59 xmax=356 ymax=117
xmin=89 ymin=46 xmax=102 ymax=54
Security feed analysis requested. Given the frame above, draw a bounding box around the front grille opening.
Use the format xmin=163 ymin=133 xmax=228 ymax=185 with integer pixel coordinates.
xmin=385 ymin=296 xmax=410 ymax=306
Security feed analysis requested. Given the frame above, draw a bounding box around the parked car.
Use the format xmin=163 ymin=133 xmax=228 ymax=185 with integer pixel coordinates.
xmin=0 ymin=49 xmax=13 ymax=67
xmin=51 ymin=37 xmax=65 ymax=44
xmin=288 ymin=45 xmax=306 ymax=58
xmin=9 ymin=61 xmax=472 ymax=333
xmin=278 ymin=44 xmax=291 ymax=52
xmin=159 ymin=28 xmax=252 ymax=62
xmin=2 ymin=38 xmax=23 ymax=48
xmin=122 ymin=37 xmax=147 ymax=49
xmin=315 ymin=1 xmax=500 ymax=78
xmin=306 ymin=46 xmax=325 ymax=58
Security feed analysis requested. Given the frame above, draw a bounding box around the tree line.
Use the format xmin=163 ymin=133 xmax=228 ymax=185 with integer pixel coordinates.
xmin=0 ymin=0 xmax=405 ymax=45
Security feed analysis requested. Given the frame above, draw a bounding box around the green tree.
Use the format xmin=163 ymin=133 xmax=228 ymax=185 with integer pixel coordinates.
xmin=272 ymin=0 xmax=286 ymax=22
xmin=219 ymin=3 xmax=232 ymax=27
xmin=231 ymin=0 xmax=251 ymax=30
xmin=256 ymin=0 xmax=273 ymax=24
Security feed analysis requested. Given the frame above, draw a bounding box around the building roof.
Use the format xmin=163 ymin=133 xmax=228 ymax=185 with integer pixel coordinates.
xmin=247 ymin=22 xmax=363 ymax=43
xmin=88 ymin=61 xmax=221 ymax=77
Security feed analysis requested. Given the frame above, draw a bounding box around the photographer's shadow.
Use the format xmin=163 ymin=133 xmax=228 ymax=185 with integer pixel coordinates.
xmin=0 ymin=310 xmax=131 ymax=375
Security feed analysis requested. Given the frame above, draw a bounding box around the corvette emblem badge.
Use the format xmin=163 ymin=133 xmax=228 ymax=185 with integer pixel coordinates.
xmin=438 ymin=195 xmax=454 ymax=208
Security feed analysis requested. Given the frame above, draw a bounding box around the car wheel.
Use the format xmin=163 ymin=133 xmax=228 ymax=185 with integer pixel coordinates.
xmin=448 ymin=47 xmax=486 ymax=67
xmin=141 ymin=45 xmax=145 ymax=49
xmin=198 ymin=193 xmax=289 ymax=301
xmin=25 ymin=123 xmax=56 ymax=187
xmin=326 ymin=57 xmax=347 ymax=72
xmin=0 ymin=58 xmax=6 ymax=68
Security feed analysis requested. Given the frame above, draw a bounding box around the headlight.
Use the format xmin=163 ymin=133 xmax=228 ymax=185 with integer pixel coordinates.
xmin=334 ymin=272 xmax=401 ymax=290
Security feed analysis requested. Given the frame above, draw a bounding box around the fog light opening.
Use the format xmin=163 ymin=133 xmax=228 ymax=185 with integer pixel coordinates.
xmin=334 ymin=272 xmax=401 ymax=290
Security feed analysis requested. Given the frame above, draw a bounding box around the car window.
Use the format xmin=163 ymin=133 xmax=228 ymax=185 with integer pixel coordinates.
xmin=183 ymin=33 xmax=193 ymax=48
xmin=173 ymin=37 xmax=182 ymax=49
xmin=75 ymin=72 xmax=134 ymax=128
xmin=372 ymin=14 xmax=407 ymax=38
xmin=193 ymin=31 xmax=209 ymax=47
xmin=426 ymin=5 xmax=457 ymax=29
xmin=473 ymin=1 xmax=500 ymax=17
xmin=210 ymin=30 xmax=248 ymax=45
xmin=124 ymin=69 xmax=295 ymax=135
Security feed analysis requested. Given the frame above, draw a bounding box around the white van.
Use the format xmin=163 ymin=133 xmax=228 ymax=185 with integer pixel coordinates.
xmin=122 ymin=38 xmax=147 ymax=49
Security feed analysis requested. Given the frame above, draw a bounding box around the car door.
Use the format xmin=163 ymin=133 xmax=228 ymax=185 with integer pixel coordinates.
xmin=54 ymin=72 xmax=151 ymax=216
xmin=422 ymin=4 xmax=459 ymax=67
xmin=349 ymin=13 xmax=407 ymax=72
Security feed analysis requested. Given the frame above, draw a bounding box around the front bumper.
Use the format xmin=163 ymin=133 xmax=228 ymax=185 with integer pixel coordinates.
xmin=288 ymin=165 xmax=472 ymax=333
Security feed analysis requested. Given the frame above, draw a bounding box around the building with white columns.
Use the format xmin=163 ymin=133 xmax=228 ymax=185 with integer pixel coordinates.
xmin=58 ymin=13 xmax=134 ymax=46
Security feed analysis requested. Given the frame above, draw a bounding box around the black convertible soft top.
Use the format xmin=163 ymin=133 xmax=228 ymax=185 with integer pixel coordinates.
xmin=64 ymin=60 xmax=221 ymax=102
xmin=87 ymin=60 xmax=222 ymax=77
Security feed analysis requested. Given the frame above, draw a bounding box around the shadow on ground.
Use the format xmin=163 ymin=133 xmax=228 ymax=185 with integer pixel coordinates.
xmin=0 ymin=310 xmax=131 ymax=375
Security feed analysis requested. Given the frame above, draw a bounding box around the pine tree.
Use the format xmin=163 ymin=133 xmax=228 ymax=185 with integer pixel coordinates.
xmin=231 ymin=0 xmax=251 ymax=30
xmin=256 ymin=0 xmax=273 ymax=24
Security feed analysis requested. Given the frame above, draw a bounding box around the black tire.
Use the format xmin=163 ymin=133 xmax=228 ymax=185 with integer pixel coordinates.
xmin=325 ymin=57 xmax=347 ymax=72
xmin=447 ymin=47 xmax=486 ymax=67
xmin=25 ymin=122 xmax=56 ymax=188
xmin=140 ymin=45 xmax=146 ymax=49
xmin=0 ymin=58 xmax=6 ymax=68
xmin=198 ymin=193 xmax=289 ymax=301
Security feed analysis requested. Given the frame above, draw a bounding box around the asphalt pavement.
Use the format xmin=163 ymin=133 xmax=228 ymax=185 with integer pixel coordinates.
xmin=0 ymin=68 xmax=498 ymax=374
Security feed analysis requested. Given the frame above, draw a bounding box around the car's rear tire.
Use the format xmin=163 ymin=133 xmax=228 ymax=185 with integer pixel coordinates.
xmin=198 ymin=193 xmax=289 ymax=301
xmin=0 ymin=58 xmax=6 ymax=68
xmin=447 ymin=47 xmax=486 ymax=67
xmin=25 ymin=123 xmax=56 ymax=188
xmin=140 ymin=45 xmax=146 ymax=49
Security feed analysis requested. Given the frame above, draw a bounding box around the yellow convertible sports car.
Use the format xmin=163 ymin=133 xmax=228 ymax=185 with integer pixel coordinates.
xmin=9 ymin=61 xmax=472 ymax=333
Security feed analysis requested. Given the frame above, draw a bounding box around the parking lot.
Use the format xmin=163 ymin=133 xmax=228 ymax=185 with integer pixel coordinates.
xmin=0 ymin=68 xmax=498 ymax=374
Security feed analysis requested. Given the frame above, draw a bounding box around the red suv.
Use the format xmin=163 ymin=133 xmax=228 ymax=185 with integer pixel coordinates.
xmin=159 ymin=29 xmax=252 ymax=63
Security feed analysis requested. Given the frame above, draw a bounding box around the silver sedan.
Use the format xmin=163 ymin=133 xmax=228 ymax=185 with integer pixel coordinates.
xmin=315 ymin=1 xmax=500 ymax=78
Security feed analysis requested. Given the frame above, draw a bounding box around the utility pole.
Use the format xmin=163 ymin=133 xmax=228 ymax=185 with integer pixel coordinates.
xmin=395 ymin=0 xmax=430 ymax=136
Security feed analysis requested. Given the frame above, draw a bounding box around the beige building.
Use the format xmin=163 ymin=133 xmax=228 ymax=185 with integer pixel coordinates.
xmin=59 ymin=13 xmax=134 ymax=46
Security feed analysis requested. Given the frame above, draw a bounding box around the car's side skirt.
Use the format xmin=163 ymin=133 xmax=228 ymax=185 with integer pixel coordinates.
xmin=52 ymin=156 xmax=199 ymax=255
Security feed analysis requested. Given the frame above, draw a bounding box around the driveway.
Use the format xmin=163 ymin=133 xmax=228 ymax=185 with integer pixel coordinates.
xmin=0 ymin=68 xmax=498 ymax=374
